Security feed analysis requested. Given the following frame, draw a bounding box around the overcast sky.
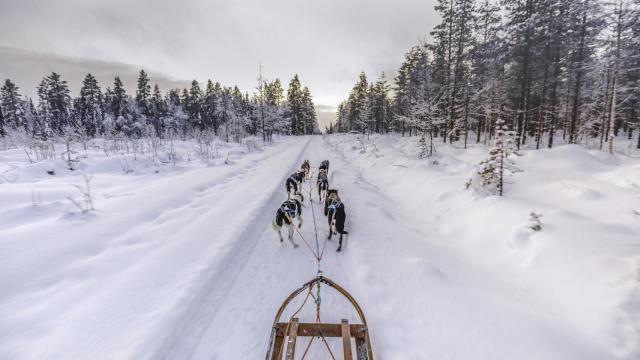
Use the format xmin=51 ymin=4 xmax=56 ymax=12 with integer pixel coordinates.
xmin=0 ymin=0 xmax=438 ymax=126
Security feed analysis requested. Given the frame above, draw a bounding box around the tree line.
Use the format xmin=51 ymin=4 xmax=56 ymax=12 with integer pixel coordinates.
xmin=332 ymin=0 xmax=640 ymax=155
xmin=0 ymin=70 xmax=319 ymax=142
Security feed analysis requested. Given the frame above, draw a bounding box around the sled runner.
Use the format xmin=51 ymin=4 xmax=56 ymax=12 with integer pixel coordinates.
xmin=265 ymin=275 xmax=373 ymax=360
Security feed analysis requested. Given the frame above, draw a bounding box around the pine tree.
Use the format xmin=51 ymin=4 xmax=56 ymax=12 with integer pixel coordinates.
xmin=166 ymin=89 xmax=186 ymax=136
xmin=135 ymin=70 xmax=151 ymax=116
xmin=24 ymin=98 xmax=38 ymax=136
xmin=348 ymin=72 xmax=369 ymax=133
xmin=475 ymin=119 xmax=519 ymax=196
xmin=37 ymin=72 xmax=72 ymax=136
xmin=286 ymin=75 xmax=304 ymax=135
xmin=150 ymin=84 xmax=166 ymax=136
xmin=301 ymin=86 xmax=318 ymax=134
xmin=187 ymin=80 xmax=203 ymax=131
xmin=203 ymin=79 xmax=217 ymax=133
xmin=110 ymin=76 xmax=129 ymax=133
xmin=1 ymin=79 xmax=26 ymax=130
xmin=77 ymin=73 xmax=103 ymax=137
xmin=0 ymin=105 xmax=5 ymax=137
xmin=265 ymin=78 xmax=285 ymax=138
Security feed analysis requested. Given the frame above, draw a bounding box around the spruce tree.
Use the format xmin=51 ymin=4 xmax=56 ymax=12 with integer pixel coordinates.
xmin=77 ymin=73 xmax=103 ymax=136
xmin=37 ymin=72 xmax=71 ymax=136
xmin=187 ymin=80 xmax=203 ymax=131
xmin=150 ymin=84 xmax=166 ymax=136
xmin=135 ymin=70 xmax=151 ymax=116
xmin=475 ymin=119 xmax=519 ymax=196
xmin=1 ymin=79 xmax=26 ymax=130
xmin=347 ymin=72 xmax=369 ymax=133
xmin=203 ymin=79 xmax=217 ymax=132
xmin=0 ymin=105 xmax=5 ymax=136
xmin=111 ymin=76 xmax=128 ymax=133
xmin=286 ymin=75 xmax=304 ymax=135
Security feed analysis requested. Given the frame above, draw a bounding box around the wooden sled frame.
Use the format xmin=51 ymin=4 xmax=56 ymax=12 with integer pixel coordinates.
xmin=265 ymin=276 xmax=373 ymax=360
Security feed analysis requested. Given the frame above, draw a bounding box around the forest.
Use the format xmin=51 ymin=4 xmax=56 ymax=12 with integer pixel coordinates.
xmin=332 ymin=0 xmax=640 ymax=156
xmin=0 ymin=70 xmax=319 ymax=145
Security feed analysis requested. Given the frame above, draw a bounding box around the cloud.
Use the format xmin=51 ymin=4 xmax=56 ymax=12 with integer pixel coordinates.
xmin=0 ymin=0 xmax=439 ymax=106
xmin=0 ymin=46 xmax=190 ymax=98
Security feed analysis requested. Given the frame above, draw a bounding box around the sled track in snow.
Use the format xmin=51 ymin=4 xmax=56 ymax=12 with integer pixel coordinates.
xmin=152 ymin=138 xmax=313 ymax=360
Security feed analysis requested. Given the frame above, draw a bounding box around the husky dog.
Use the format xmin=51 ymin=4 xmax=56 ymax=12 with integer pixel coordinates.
xmin=326 ymin=194 xmax=348 ymax=251
xmin=272 ymin=194 xmax=303 ymax=247
xmin=317 ymin=169 xmax=329 ymax=201
xmin=285 ymin=171 xmax=306 ymax=200
xmin=301 ymin=160 xmax=311 ymax=180
xmin=319 ymin=160 xmax=329 ymax=173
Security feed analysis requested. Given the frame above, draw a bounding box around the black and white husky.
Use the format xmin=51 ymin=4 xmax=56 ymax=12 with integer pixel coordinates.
xmin=285 ymin=171 xmax=306 ymax=200
xmin=319 ymin=160 xmax=329 ymax=173
xmin=317 ymin=169 xmax=329 ymax=201
xmin=324 ymin=190 xmax=348 ymax=251
xmin=272 ymin=194 xmax=303 ymax=247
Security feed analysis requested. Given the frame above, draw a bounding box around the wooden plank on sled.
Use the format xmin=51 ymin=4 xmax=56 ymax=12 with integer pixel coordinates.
xmin=284 ymin=318 xmax=299 ymax=360
xmin=342 ymin=319 xmax=353 ymax=360
xmin=265 ymin=276 xmax=374 ymax=360
xmin=275 ymin=322 xmax=367 ymax=338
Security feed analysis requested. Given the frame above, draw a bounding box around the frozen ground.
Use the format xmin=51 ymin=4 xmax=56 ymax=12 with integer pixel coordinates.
xmin=1 ymin=134 xmax=639 ymax=359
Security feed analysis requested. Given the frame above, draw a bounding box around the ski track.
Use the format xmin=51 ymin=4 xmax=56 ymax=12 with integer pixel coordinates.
xmin=154 ymin=136 xmax=317 ymax=359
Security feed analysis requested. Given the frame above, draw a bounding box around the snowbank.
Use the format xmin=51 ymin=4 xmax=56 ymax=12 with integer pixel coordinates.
xmin=324 ymin=133 xmax=640 ymax=359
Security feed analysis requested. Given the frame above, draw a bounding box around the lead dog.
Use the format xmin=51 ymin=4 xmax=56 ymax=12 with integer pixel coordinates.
xmin=301 ymin=160 xmax=310 ymax=180
xmin=324 ymin=190 xmax=348 ymax=251
xmin=272 ymin=194 xmax=303 ymax=247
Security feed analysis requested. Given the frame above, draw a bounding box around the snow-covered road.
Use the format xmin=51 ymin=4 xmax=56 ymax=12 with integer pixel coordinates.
xmin=2 ymin=135 xmax=636 ymax=359
xmin=176 ymin=136 xmax=611 ymax=359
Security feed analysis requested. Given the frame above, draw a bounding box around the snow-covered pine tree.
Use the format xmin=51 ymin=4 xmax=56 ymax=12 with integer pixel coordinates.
xmin=203 ymin=80 xmax=218 ymax=134
xmin=264 ymin=78 xmax=285 ymax=139
xmin=348 ymin=72 xmax=369 ymax=133
xmin=37 ymin=73 xmax=72 ymax=137
xmin=165 ymin=89 xmax=185 ymax=137
xmin=135 ymin=70 xmax=151 ymax=117
xmin=286 ymin=75 xmax=304 ymax=135
xmin=24 ymin=98 xmax=38 ymax=137
xmin=150 ymin=84 xmax=166 ymax=137
xmin=474 ymin=118 xmax=519 ymax=196
xmin=110 ymin=76 xmax=129 ymax=134
xmin=1 ymin=79 xmax=26 ymax=131
xmin=186 ymin=80 xmax=203 ymax=132
xmin=371 ymin=73 xmax=392 ymax=134
xmin=77 ymin=73 xmax=103 ymax=137
xmin=301 ymin=86 xmax=317 ymax=134
xmin=0 ymin=103 xmax=5 ymax=137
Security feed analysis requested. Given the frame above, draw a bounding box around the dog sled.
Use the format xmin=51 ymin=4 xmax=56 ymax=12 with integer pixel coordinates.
xmin=265 ymin=275 xmax=373 ymax=360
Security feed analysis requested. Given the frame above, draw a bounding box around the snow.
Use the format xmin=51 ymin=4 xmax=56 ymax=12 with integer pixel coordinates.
xmin=1 ymin=134 xmax=639 ymax=359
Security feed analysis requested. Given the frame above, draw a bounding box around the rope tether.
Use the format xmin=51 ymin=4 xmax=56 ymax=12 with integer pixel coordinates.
xmin=277 ymin=162 xmax=343 ymax=359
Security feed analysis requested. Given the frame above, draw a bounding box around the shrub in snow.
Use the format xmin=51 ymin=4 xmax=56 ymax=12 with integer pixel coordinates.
xmin=467 ymin=119 xmax=520 ymax=196
xmin=68 ymin=173 xmax=95 ymax=213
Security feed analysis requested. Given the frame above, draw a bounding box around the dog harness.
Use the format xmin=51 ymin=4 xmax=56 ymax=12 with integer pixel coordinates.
xmin=328 ymin=200 xmax=343 ymax=213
